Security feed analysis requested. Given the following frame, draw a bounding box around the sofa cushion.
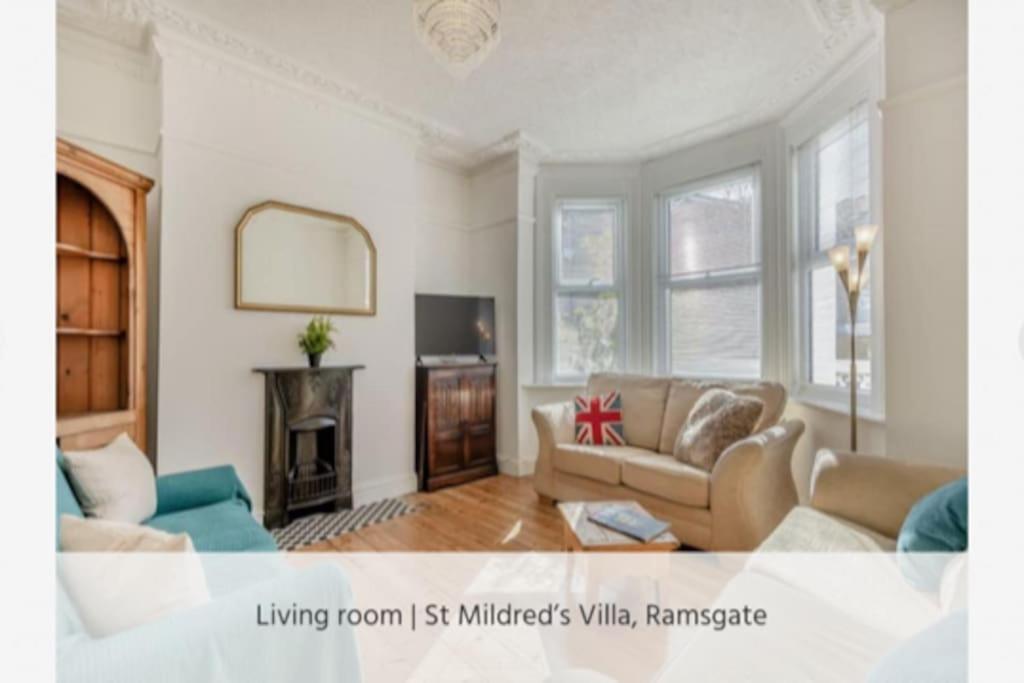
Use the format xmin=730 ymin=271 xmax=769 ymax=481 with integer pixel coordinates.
xmin=758 ymin=507 xmax=897 ymax=552
xmin=673 ymin=389 xmax=763 ymax=471
xmin=586 ymin=373 xmax=670 ymax=451
xmin=658 ymin=380 xmax=787 ymax=453
xmin=620 ymin=453 xmax=709 ymax=507
xmin=62 ymin=433 xmax=157 ymax=523
xmin=896 ymin=477 xmax=967 ymax=591
xmin=59 ymin=516 xmax=210 ymax=637
xmin=897 ymin=477 xmax=968 ymax=553
xmin=553 ymin=444 xmax=652 ymax=485
xmin=573 ymin=391 xmax=625 ymax=445
xmin=56 ymin=447 xmax=84 ymax=550
xmin=147 ymin=499 xmax=278 ymax=552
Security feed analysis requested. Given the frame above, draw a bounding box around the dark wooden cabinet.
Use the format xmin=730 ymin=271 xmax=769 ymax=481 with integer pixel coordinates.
xmin=416 ymin=362 xmax=497 ymax=491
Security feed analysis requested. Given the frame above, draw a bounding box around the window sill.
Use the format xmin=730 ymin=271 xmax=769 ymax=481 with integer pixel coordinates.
xmin=791 ymin=392 xmax=886 ymax=425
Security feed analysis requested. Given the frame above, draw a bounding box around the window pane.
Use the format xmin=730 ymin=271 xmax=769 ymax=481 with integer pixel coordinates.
xmin=558 ymin=206 xmax=616 ymax=286
xmin=815 ymin=106 xmax=870 ymax=251
xmin=669 ymin=283 xmax=760 ymax=378
xmin=556 ymin=293 xmax=619 ymax=377
xmin=668 ymin=174 xmax=757 ymax=276
xmin=809 ymin=266 xmax=872 ymax=390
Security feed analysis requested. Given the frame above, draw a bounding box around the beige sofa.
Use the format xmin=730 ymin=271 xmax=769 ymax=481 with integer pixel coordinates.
xmin=532 ymin=373 xmax=805 ymax=550
xmin=760 ymin=449 xmax=967 ymax=552
xmin=648 ymin=450 xmax=968 ymax=682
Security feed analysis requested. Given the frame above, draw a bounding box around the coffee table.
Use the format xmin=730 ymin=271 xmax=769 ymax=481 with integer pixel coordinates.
xmin=557 ymin=500 xmax=680 ymax=552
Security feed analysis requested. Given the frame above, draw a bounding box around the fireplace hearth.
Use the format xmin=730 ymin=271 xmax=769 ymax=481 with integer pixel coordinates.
xmin=254 ymin=365 xmax=364 ymax=529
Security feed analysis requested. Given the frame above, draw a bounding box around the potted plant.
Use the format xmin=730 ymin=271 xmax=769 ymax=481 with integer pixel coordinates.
xmin=297 ymin=316 xmax=336 ymax=368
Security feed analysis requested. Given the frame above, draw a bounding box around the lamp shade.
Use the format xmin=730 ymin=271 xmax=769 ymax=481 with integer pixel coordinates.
xmin=828 ymin=244 xmax=851 ymax=273
xmin=854 ymin=224 xmax=879 ymax=253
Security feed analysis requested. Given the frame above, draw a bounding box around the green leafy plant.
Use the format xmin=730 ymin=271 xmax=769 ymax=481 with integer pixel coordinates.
xmin=297 ymin=316 xmax=337 ymax=356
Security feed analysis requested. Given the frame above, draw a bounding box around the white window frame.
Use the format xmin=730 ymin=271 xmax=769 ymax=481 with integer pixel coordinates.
xmin=789 ymin=96 xmax=885 ymax=419
xmin=654 ymin=165 xmax=764 ymax=380
xmin=550 ymin=197 xmax=627 ymax=383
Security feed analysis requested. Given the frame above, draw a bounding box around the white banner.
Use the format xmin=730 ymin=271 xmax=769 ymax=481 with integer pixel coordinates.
xmin=56 ymin=551 xmax=966 ymax=682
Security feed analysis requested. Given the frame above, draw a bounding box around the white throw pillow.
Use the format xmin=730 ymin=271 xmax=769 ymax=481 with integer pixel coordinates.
xmin=62 ymin=433 xmax=157 ymax=523
xmin=59 ymin=515 xmax=210 ymax=637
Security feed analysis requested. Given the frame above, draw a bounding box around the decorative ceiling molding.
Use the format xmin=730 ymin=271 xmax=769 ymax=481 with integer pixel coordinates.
xmin=544 ymin=2 xmax=878 ymax=165
xmin=58 ymin=0 xmax=879 ymax=172
xmin=869 ymin=0 xmax=915 ymax=13
xmin=803 ymin=0 xmax=864 ymax=38
xmin=58 ymin=0 xmax=151 ymax=50
xmin=63 ymin=0 xmax=483 ymax=164
xmin=57 ymin=13 xmax=158 ymax=84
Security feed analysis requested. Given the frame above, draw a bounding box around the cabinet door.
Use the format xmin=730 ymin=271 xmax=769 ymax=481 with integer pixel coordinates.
xmin=427 ymin=371 xmax=464 ymax=476
xmin=461 ymin=367 xmax=496 ymax=469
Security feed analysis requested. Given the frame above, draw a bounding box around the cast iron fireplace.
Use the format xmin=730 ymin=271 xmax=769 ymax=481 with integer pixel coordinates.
xmin=254 ymin=365 xmax=364 ymax=529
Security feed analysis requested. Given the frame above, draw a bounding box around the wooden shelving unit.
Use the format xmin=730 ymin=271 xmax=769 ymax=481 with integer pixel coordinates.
xmin=56 ymin=138 xmax=153 ymax=457
xmin=56 ymin=242 xmax=125 ymax=262
xmin=56 ymin=327 xmax=126 ymax=337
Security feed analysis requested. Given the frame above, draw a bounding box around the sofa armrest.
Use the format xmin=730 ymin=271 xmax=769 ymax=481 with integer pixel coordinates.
xmin=58 ymin=563 xmax=360 ymax=683
xmin=810 ymin=450 xmax=965 ymax=539
xmin=709 ymin=419 xmax=805 ymax=550
xmin=531 ymin=402 xmax=574 ymax=498
xmin=155 ymin=465 xmax=253 ymax=517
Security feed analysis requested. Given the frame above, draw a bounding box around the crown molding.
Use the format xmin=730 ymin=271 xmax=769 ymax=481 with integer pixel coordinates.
xmin=802 ymin=0 xmax=866 ymax=36
xmin=62 ymin=0 xmax=483 ymax=161
xmin=545 ymin=14 xmax=876 ymax=165
xmin=57 ymin=17 xmax=159 ymax=84
xmin=779 ymin=34 xmax=880 ymax=128
xmin=869 ymin=0 xmax=915 ymax=13
xmin=58 ymin=0 xmax=878 ymax=171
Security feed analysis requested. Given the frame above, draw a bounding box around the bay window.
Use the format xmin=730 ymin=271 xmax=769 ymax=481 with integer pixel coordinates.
xmin=551 ymin=199 xmax=625 ymax=381
xmin=794 ymin=101 xmax=882 ymax=410
xmin=655 ymin=167 xmax=762 ymax=379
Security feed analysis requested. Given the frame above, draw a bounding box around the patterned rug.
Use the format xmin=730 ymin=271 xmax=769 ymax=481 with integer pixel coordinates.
xmin=271 ymin=498 xmax=425 ymax=551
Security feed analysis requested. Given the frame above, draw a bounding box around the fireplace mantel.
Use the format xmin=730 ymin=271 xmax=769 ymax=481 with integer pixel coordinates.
xmin=254 ymin=365 xmax=366 ymax=374
xmin=254 ymin=365 xmax=364 ymax=529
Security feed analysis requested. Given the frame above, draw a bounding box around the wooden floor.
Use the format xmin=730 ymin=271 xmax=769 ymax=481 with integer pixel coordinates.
xmin=303 ymin=475 xmax=564 ymax=552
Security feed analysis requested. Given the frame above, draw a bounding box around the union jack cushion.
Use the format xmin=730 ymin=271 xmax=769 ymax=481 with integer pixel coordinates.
xmin=574 ymin=392 xmax=626 ymax=446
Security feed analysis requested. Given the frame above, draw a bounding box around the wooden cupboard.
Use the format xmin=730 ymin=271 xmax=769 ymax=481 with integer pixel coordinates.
xmin=56 ymin=139 xmax=153 ymax=459
xmin=415 ymin=363 xmax=497 ymax=491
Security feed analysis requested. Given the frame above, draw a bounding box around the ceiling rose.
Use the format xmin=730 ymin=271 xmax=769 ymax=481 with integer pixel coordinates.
xmin=413 ymin=0 xmax=502 ymax=79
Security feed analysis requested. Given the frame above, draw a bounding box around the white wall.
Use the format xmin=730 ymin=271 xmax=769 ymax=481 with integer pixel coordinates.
xmin=154 ymin=35 xmax=419 ymax=512
xmin=881 ymin=0 xmax=967 ymax=467
xmin=415 ymin=159 xmax=474 ymax=293
xmin=413 ymin=155 xmax=523 ymax=472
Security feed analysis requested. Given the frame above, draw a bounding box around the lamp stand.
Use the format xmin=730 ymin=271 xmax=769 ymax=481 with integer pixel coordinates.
xmin=847 ymin=291 xmax=860 ymax=452
xmin=828 ymin=224 xmax=878 ymax=454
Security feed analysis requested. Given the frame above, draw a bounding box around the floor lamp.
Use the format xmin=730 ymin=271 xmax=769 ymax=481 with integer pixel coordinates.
xmin=827 ymin=224 xmax=879 ymax=452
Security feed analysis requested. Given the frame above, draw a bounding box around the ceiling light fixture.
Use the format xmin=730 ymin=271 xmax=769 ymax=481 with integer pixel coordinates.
xmin=413 ymin=0 xmax=501 ymax=79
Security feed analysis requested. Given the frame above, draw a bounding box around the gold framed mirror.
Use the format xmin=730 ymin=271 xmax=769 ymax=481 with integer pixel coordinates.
xmin=235 ymin=200 xmax=377 ymax=315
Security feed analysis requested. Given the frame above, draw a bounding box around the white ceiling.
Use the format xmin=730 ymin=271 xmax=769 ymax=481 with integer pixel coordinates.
xmin=67 ymin=0 xmax=878 ymax=166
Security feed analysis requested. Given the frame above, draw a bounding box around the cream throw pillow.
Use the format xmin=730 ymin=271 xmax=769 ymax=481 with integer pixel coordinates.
xmin=62 ymin=432 xmax=157 ymax=523
xmin=59 ymin=515 xmax=210 ymax=637
xmin=673 ymin=388 xmax=763 ymax=471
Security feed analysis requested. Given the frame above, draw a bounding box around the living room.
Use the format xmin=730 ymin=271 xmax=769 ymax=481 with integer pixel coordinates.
xmin=54 ymin=0 xmax=965 ymax=538
xmin=8 ymin=0 xmax=1011 ymax=681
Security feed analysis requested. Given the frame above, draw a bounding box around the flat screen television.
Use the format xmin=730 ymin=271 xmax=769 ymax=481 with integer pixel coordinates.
xmin=415 ymin=294 xmax=496 ymax=359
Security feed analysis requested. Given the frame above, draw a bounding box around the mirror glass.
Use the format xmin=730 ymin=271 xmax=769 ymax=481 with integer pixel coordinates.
xmin=236 ymin=202 xmax=376 ymax=315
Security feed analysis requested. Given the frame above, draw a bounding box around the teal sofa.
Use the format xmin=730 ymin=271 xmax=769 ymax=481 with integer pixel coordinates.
xmin=55 ymin=451 xmax=365 ymax=682
xmin=56 ymin=448 xmax=277 ymax=552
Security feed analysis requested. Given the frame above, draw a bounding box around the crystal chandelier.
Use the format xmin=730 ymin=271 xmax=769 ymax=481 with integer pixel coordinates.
xmin=414 ymin=0 xmax=502 ymax=79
